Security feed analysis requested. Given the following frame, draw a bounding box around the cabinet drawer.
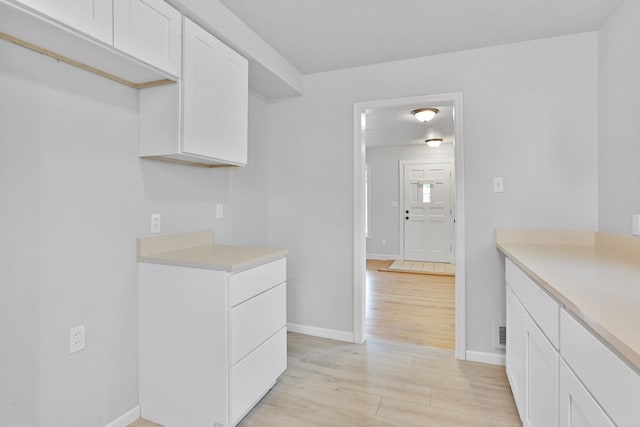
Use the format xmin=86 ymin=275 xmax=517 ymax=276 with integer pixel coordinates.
xmin=506 ymin=258 xmax=559 ymax=348
xmin=228 ymin=258 xmax=286 ymax=307
xmin=560 ymin=309 xmax=640 ymax=427
xmin=559 ymin=359 xmax=614 ymax=427
xmin=230 ymin=283 xmax=286 ymax=366
xmin=230 ymin=327 xmax=287 ymax=425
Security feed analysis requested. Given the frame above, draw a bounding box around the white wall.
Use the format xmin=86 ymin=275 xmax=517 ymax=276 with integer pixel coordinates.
xmin=366 ymin=144 xmax=455 ymax=258
xmin=266 ymin=32 xmax=598 ymax=353
xmin=0 ymin=39 xmax=269 ymax=427
xmin=598 ymin=0 xmax=640 ymax=234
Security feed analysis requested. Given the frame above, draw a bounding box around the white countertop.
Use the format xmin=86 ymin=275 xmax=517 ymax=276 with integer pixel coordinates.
xmin=137 ymin=231 xmax=288 ymax=273
xmin=497 ymin=230 xmax=640 ymax=371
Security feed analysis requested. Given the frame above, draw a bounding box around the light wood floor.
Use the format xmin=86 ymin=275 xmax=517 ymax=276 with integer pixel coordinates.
xmin=242 ymin=333 xmax=519 ymax=426
xmin=133 ymin=333 xmax=520 ymax=427
xmin=366 ymin=259 xmax=455 ymax=350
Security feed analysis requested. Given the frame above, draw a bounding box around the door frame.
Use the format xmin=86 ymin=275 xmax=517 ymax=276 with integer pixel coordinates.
xmin=352 ymin=91 xmax=466 ymax=360
xmin=399 ymin=160 xmax=455 ymax=263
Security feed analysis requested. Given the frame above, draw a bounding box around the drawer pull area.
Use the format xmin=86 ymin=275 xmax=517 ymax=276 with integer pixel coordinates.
xmin=506 ymin=258 xmax=559 ymax=348
xmin=229 ymin=257 xmax=286 ymax=306
xmin=560 ymin=309 xmax=640 ymax=427
xmin=231 ymin=327 xmax=287 ymax=424
xmin=230 ymin=283 xmax=287 ymax=365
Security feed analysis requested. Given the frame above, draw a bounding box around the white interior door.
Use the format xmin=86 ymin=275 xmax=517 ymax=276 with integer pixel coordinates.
xmin=403 ymin=162 xmax=454 ymax=262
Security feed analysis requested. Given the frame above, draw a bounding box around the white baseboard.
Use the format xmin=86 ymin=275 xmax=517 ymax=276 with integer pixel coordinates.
xmin=287 ymin=323 xmax=354 ymax=342
xmin=104 ymin=406 xmax=140 ymax=427
xmin=366 ymin=253 xmax=401 ymax=261
xmin=465 ymin=350 xmax=506 ymax=366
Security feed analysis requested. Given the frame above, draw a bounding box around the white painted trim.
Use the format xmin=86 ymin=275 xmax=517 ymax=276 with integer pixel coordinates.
xmin=366 ymin=253 xmax=401 ymax=261
xmin=353 ymin=92 xmax=466 ymax=358
xmin=104 ymin=406 xmax=140 ymax=427
xmin=287 ymin=323 xmax=354 ymax=343
xmin=452 ymin=92 xmax=466 ymax=360
xmin=353 ymin=107 xmax=367 ymax=344
xmin=466 ymin=350 xmax=506 ymax=366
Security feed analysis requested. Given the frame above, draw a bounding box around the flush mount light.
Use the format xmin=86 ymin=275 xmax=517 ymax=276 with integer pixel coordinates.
xmin=425 ymin=138 xmax=443 ymax=148
xmin=411 ymin=107 xmax=439 ymax=122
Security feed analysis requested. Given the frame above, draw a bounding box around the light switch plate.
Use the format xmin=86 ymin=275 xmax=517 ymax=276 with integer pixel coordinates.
xmin=493 ymin=177 xmax=504 ymax=193
xmin=150 ymin=214 xmax=161 ymax=233
xmin=632 ymin=214 xmax=640 ymax=236
xmin=216 ymin=203 xmax=224 ymax=219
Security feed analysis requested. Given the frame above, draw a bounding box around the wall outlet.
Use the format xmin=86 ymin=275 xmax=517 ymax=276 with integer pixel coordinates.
xmin=381 ymin=239 xmax=387 ymax=247
xmin=69 ymin=325 xmax=85 ymax=354
xmin=150 ymin=214 xmax=161 ymax=233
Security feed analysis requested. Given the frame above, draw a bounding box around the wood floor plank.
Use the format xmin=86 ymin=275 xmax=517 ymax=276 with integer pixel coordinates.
xmin=133 ymin=333 xmax=518 ymax=426
xmin=366 ymin=259 xmax=455 ymax=350
xmin=237 ymin=333 xmax=520 ymax=426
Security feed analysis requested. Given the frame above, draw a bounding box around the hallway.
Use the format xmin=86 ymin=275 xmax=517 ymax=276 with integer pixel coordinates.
xmin=366 ymin=260 xmax=455 ymax=350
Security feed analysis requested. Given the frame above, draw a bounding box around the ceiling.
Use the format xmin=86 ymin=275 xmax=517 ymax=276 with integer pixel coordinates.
xmin=365 ymin=104 xmax=454 ymax=148
xmin=218 ymin=0 xmax=622 ymax=75
xmin=217 ymin=0 xmax=621 ymax=147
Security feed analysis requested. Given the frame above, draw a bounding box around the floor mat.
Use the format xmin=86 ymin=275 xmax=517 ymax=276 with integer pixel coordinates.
xmin=378 ymin=260 xmax=455 ymax=276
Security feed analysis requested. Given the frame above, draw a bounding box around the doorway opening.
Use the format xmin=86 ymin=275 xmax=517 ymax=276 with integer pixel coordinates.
xmin=353 ymin=92 xmax=466 ymax=359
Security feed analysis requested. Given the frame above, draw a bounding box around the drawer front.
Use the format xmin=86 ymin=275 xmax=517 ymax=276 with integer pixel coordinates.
xmin=559 ymin=359 xmax=615 ymax=427
xmin=560 ymin=309 xmax=640 ymax=427
xmin=230 ymin=327 xmax=287 ymax=425
xmin=506 ymin=258 xmax=559 ymax=348
xmin=229 ymin=257 xmax=286 ymax=307
xmin=230 ymin=283 xmax=286 ymax=366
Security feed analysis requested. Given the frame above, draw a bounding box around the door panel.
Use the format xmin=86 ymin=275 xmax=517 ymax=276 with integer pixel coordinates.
xmin=403 ymin=162 xmax=454 ymax=262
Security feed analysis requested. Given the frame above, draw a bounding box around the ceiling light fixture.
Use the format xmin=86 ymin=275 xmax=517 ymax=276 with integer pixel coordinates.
xmin=425 ymin=138 xmax=443 ymax=148
xmin=411 ymin=107 xmax=439 ymax=122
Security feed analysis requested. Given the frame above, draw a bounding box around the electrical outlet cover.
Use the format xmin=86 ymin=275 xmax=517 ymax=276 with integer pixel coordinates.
xmin=69 ymin=325 xmax=86 ymax=354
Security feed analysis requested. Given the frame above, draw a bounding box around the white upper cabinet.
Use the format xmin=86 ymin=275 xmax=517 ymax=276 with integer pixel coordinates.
xmin=182 ymin=18 xmax=248 ymax=166
xmin=14 ymin=0 xmax=113 ymax=44
xmin=139 ymin=18 xmax=249 ymax=167
xmin=113 ymin=0 xmax=181 ymax=77
xmin=2 ymin=0 xmax=178 ymax=86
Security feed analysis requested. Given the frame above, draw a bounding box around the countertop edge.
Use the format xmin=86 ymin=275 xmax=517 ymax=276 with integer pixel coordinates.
xmin=138 ymin=249 xmax=288 ymax=273
xmin=497 ymin=242 xmax=640 ymax=372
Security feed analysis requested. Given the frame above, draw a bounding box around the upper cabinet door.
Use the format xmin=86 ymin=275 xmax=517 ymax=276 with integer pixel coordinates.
xmin=113 ymin=0 xmax=182 ymax=78
xmin=182 ymin=18 xmax=248 ymax=166
xmin=15 ymin=0 xmax=113 ymax=44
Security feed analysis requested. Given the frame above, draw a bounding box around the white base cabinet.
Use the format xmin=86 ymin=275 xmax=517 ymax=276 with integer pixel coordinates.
xmin=559 ymin=360 xmax=615 ymax=427
xmin=506 ymin=287 xmax=525 ymax=417
xmin=139 ymin=257 xmax=287 ymax=427
xmin=505 ymin=258 xmax=640 ymax=427
xmin=523 ymin=312 xmax=559 ymax=427
xmin=506 ymin=266 xmax=559 ymax=427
